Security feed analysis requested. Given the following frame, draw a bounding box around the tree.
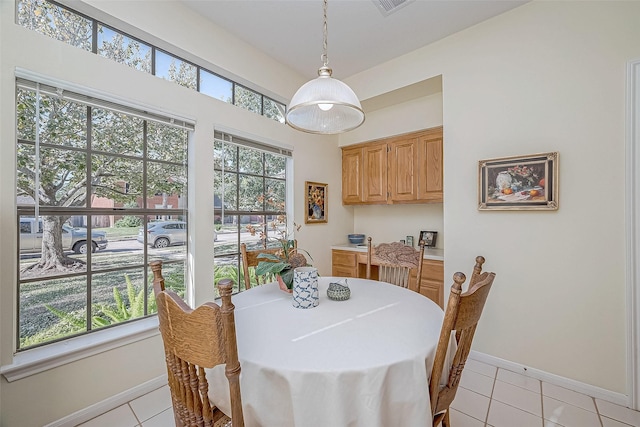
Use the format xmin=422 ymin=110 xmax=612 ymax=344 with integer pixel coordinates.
xmin=17 ymin=91 xmax=186 ymax=274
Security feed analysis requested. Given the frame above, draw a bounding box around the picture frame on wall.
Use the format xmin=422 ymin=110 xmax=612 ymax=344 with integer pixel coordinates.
xmin=305 ymin=181 xmax=328 ymax=224
xmin=419 ymin=231 xmax=437 ymax=248
xmin=478 ymin=151 xmax=558 ymax=211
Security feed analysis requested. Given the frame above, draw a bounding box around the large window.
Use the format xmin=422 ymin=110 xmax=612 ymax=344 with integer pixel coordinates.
xmin=17 ymin=0 xmax=287 ymax=123
xmin=16 ymin=79 xmax=190 ymax=350
xmin=213 ymin=133 xmax=291 ymax=292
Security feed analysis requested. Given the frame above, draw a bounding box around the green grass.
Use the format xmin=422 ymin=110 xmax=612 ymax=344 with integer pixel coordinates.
xmin=95 ymin=226 xmax=139 ymax=241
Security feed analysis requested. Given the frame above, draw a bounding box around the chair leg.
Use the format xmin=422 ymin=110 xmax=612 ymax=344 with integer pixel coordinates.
xmin=442 ymin=409 xmax=450 ymax=427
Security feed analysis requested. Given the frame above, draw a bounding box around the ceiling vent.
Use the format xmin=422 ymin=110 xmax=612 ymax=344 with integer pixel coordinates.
xmin=372 ymin=0 xmax=415 ymax=16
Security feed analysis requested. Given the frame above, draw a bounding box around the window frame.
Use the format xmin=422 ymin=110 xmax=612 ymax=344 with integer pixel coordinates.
xmin=15 ymin=78 xmax=191 ymax=351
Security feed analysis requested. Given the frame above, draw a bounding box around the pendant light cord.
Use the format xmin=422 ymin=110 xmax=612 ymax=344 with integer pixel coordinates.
xmin=322 ymin=0 xmax=329 ymax=67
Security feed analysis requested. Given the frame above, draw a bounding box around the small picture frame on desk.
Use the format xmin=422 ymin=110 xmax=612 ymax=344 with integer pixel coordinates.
xmin=419 ymin=231 xmax=437 ymax=248
xmin=406 ymin=236 xmax=414 ymax=247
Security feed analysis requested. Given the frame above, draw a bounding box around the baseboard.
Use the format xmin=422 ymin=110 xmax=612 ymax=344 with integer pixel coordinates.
xmin=44 ymin=374 xmax=168 ymax=427
xmin=469 ymin=350 xmax=629 ymax=407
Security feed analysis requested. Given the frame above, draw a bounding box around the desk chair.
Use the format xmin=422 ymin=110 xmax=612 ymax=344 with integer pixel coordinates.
xmin=151 ymin=261 xmax=244 ymax=427
xmin=429 ymin=256 xmax=496 ymax=427
xmin=365 ymin=237 xmax=426 ymax=290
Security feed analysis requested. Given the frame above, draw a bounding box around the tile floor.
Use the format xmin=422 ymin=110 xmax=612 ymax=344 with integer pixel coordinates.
xmin=78 ymin=358 xmax=640 ymax=427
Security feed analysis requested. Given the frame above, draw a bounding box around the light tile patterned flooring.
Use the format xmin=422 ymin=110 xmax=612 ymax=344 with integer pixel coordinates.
xmin=79 ymin=358 xmax=640 ymax=427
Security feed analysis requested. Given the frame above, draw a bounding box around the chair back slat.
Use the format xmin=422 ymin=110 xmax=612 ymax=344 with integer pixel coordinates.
xmin=240 ymin=241 xmax=297 ymax=290
xmin=151 ymin=261 xmax=244 ymax=427
xmin=429 ymin=258 xmax=496 ymax=427
xmin=366 ymin=237 xmax=426 ymax=290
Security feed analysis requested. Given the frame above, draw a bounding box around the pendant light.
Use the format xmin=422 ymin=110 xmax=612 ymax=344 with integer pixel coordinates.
xmin=286 ymin=0 xmax=365 ymax=134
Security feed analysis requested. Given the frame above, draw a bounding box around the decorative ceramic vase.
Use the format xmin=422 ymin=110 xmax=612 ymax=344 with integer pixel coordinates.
xmin=312 ymin=204 xmax=322 ymax=219
xmin=495 ymin=171 xmax=512 ymax=191
xmin=292 ymin=267 xmax=319 ymax=309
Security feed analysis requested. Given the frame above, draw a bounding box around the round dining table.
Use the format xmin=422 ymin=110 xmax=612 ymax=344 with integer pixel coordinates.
xmin=207 ymin=276 xmax=447 ymax=427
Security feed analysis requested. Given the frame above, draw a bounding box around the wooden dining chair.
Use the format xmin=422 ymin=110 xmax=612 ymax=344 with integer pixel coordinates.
xmin=240 ymin=240 xmax=297 ymax=291
xmin=429 ymin=256 xmax=496 ymax=427
xmin=151 ymin=261 xmax=244 ymax=427
xmin=365 ymin=237 xmax=426 ymax=290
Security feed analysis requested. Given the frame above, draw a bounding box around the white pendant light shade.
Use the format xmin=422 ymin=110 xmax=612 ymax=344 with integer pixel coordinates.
xmin=287 ymin=68 xmax=364 ymax=134
xmin=286 ymin=0 xmax=365 ymax=134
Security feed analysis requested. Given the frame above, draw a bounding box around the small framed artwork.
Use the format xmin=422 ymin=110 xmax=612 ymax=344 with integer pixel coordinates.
xmin=478 ymin=152 xmax=559 ymax=211
xmin=305 ymin=181 xmax=328 ymax=224
xmin=419 ymin=231 xmax=437 ymax=248
xmin=406 ymin=236 xmax=414 ymax=247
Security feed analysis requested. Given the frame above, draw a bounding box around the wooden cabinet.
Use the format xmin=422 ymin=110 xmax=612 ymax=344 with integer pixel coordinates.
xmin=331 ymin=250 xmax=358 ymax=277
xmin=332 ymin=249 xmax=444 ymax=307
xmin=341 ymin=146 xmax=364 ymax=204
xmin=418 ymin=259 xmax=445 ymax=307
xmin=363 ymin=142 xmax=388 ymax=203
xmin=417 ymin=128 xmax=443 ymax=202
xmin=341 ymin=126 xmax=443 ymax=205
xmin=388 ymin=134 xmax=419 ymax=202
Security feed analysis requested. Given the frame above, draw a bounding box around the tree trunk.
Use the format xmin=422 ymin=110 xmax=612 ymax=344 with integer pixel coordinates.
xmin=22 ymin=215 xmax=85 ymax=275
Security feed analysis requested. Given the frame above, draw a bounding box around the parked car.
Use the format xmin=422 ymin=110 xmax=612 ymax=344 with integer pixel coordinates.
xmin=137 ymin=221 xmax=217 ymax=248
xmin=138 ymin=221 xmax=187 ymax=248
xmin=19 ymin=218 xmax=108 ymax=254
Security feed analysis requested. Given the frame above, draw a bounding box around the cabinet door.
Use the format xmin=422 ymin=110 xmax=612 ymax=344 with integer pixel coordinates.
xmin=389 ymin=136 xmax=418 ymax=202
xmin=420 ymin=259 xmax=444 ymax=307
xmin=342 ymin=146 xmax=363 ymax=204
xmin=332 ymin=250 xmax=358 ymax=277
xmin=417 ymin=129 xmax=443 ymax=202
xmin=362 ymin=142 xmax=388 ymax=203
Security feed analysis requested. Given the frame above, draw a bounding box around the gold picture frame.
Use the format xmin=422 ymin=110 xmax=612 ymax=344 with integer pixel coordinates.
xmin=478 ymin=152 xmax=558 ymax=211
xmin=305 ymin=181 xmax=328 ymax=224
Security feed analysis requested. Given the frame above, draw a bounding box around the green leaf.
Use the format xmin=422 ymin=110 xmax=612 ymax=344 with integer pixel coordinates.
xmin=255 ymin=260 xmax=288 ymax=276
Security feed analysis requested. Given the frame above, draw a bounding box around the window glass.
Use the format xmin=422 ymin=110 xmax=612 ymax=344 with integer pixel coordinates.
xmin=213 ymin=140 xmax=289 ymax=294
xmin=92 ymin=108 xmax=143 ymax=156
xmin=18 ymin=0 xmax=287 ymax=126
xmin=234 ymin=85 xmax=262 ymax=114
xmin=263 ymin=97 xmax=286 ymax=123
xmin=97 ymin=24 xmax=152 ymax=73
xmin=16 ymin=82 xmax=189 ymax=350
xmin=200 ymin=70 xmax=233 ymax=103
xmin=17 ymin=0 xmax=92 ymax=51
xmin=155 ymin=50 xmax=197 ymax=90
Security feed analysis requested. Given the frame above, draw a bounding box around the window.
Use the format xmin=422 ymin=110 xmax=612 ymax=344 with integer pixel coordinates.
xmin=97 ymin=24 xmax=151 ymax=73
xmin=16 ymin=79 xmax=190 ymax=350
xmin=16 ymin=0 xmax=288 ymax=123
xmin=213 ymin=132 xmax=291 ymax=293
xmin=17 ymin=0 xmax=92 ymax=50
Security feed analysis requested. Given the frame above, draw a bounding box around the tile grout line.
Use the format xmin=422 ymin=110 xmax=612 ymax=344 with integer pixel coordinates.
xmin=592 ymin=397 xmax=604 ymax=427
xmin=128 ymin=402 xmax=143 ymax=426
xmin=483 ymin=367 xmax=498 ymax=427
xmin=539 ymin=376 xmax=544 ymax=427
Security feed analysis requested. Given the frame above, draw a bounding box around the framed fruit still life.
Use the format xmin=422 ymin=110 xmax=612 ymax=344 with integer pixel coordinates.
xmin=478 ymin=152 xmax=558 ymax=211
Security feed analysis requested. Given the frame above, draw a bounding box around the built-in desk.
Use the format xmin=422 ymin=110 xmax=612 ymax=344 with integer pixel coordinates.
xmin=331 ymin=245 xmax=444 ymax=307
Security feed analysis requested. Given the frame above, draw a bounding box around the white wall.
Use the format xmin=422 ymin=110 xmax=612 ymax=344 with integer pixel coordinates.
xmin=346 ymin=1 xmax=638 ymax=394
xmin=0 ymin=1 xmax=349 ymax=425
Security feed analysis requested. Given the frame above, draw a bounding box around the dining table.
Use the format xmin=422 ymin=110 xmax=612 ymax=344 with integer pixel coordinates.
xmin=207 ymin=276 xmax=450 ymax=427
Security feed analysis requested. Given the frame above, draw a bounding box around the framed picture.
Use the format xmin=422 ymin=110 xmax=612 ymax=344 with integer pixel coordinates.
xmin=419 ymin=231 xmax=437 ymax=248
xmin=478 ymin=152 xmax=559 ymax=211
xmin=305 ymin=181 xmax=328 ymax=224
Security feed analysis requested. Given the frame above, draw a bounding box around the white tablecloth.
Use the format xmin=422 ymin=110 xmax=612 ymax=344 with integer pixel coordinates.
xmin=207 ymin=277 xmax=445 ymax=427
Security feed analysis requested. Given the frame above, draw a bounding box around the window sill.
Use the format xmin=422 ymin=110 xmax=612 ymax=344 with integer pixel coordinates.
xmin=0 ymin=317 xmax=159 ymax=382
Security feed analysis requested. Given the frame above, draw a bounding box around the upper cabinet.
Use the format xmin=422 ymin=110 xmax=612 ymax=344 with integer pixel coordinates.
xmin=341 ymin=126 xmax=443 ymax=205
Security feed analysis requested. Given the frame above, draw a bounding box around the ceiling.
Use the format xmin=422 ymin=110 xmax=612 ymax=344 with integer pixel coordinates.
xmin=180 ymin=0 xmax=529 ymax=81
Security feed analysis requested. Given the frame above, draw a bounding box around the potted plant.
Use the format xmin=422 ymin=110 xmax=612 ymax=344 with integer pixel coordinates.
xmin=255 ymin=238 xmax=311 ymax=292
xmin=245 ymin=214 xmax=312 ymax=292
